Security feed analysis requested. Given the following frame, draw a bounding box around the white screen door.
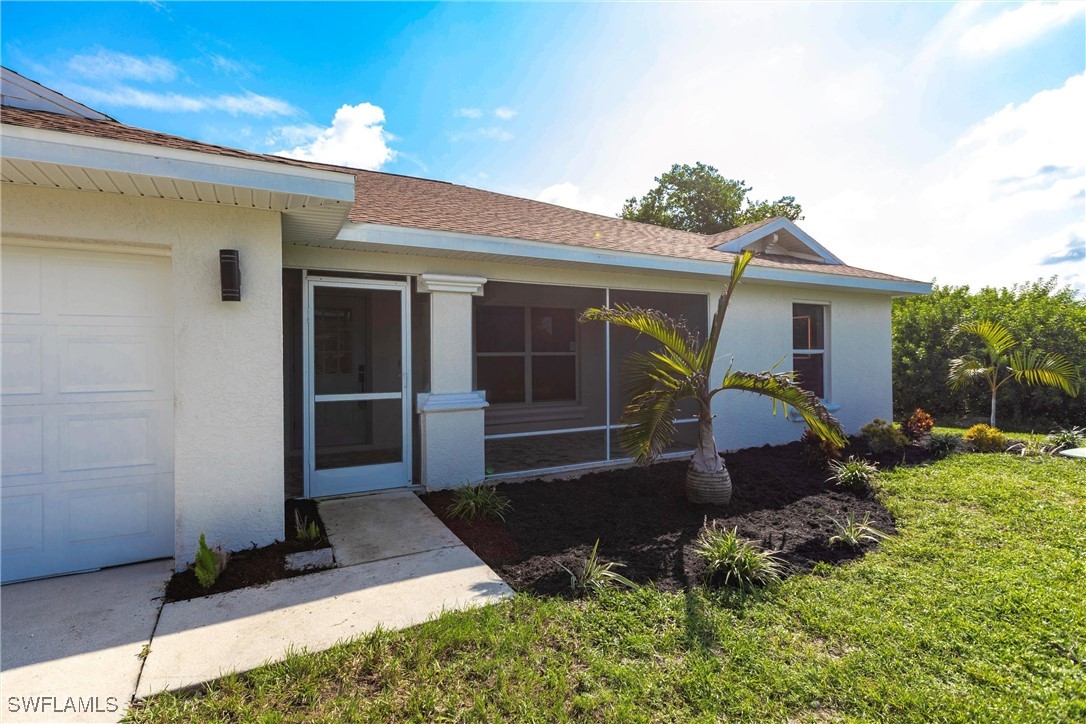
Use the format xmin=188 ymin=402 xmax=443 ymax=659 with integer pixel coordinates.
xmin=303 ymin=276 xmax=411 ymax=497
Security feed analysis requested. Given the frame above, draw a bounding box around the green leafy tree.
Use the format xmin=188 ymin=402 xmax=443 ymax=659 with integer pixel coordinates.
xmin=581 ymin=251 xmax=844 ymax=505
xmin=947 ymin=320 xmax=1080 ymax=428
xmin=893 ymin=279 xmax=1086 ymax=428
xmin=620 ymin=162 xmax=802 ymax=234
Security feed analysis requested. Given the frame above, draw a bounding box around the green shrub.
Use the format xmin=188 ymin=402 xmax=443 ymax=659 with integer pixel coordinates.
xmin=927 ymin=432 xmax=962 ymax=459
xmin=194 ymin=533 xmax=227 ymax=589
xmin=446 ymin=484 xmax=511 ymax=522
xmin=860 ymin=418 xmax=908 ymax=454
xmin=827 ymin=512 xmax=890 ymax=549
xmin=694 ymin=521 xmax=784 ymax=590
xmin=826 ymin=456 xmax=879 ymax=489
xmin=1044 ymin=426 xmax=1085 ymax=451
xmin=902 ymin=408 xmax=935 ymax=440
xmin=799 ymin=427 xmax=843 ymax=468
xmin=892 ymin=279 xmax=1086 ymax=428
xmin=293 ymin=510 xmax=321 ymax=543
xmin=558 ymin=539 xmax=638 ymax=596
xmin=962 ymin=424 xmax=1006 ymax=453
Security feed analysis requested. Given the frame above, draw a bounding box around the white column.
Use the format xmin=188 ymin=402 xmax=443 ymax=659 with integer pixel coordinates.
xmin=416 ymin=273 xmax=488 ymax=489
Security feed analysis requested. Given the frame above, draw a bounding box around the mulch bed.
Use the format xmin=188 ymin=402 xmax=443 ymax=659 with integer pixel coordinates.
xmin=423 ymin=439 xmax=935 ymax=597
xmin=163 ymin=499 xmax=332 ymax=602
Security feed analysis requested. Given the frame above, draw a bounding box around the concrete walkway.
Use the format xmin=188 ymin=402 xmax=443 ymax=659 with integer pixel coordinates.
xmin=1 ymin=491 xmax=512 ymax=722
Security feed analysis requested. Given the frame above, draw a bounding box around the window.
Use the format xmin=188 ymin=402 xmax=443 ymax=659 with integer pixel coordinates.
xmin=476 ymin=305 xmax=577 ymax=404
xmin=314 ymin=308 xmax=352 ymax=374
xmin=792 ymin=303 xmax=826 ymax=399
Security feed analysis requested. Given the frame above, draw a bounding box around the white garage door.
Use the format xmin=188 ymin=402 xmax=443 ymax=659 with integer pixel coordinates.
xmin=1 ymin=245 xmax=174 ymax=583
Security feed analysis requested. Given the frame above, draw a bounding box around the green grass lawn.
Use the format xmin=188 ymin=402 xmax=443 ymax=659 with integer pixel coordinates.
xmin=130 ymin=453 xmax=1086 ymax=722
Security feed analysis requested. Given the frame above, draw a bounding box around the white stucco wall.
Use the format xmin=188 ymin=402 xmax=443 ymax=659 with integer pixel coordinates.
xmin=284 ymin=244 xmax=896 ymax=462
xmin=2 ymin=184 xmax=285 ymax=567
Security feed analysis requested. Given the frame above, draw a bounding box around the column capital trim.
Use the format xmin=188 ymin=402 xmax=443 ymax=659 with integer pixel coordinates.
xmin=417 ymin=273 xmax=487 ymax=295
xmin=417 ymin=391 xmax=489 ymax=413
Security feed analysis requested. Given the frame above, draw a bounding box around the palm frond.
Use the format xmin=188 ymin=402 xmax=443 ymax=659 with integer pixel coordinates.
xmin=947 ymin=356 xmax=993 ymax=391
xmin=951 ymin=320 xmax=1017 ymax=356
xmin=620 ymin=349 xmax=698 ymax=401
xmin=714 ymin=369 xmax=845 ymax=447
xmin=580 ymin=305 xmax=702 ymax=368
xmin=701 ymin=250 xmax=755 ymax=369
xmin=1008 ymin=349 xmax=1081 ymax=396
xmin=617 ymin=387 xmax=683 ymax=464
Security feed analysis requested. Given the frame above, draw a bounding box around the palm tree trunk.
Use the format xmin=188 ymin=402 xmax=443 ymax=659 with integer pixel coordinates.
xmin=686 ymin=414 xmax=732 ymax=505
xmin=990 ymin=390 xmax=997 ymax=428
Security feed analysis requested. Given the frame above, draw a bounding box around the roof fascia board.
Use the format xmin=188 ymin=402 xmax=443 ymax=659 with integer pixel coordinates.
xmin=714 ymin=217 xmax=845 ymax=265
xmin=340 ymin=222 xmax=930 ymax=295
xmin=1 ymin=123 xmax=356 ymax=203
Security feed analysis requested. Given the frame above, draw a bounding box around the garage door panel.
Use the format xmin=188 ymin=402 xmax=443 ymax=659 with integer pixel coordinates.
xmin=0 ymin=250 xmax=41 ymax=316
xmin=1 ymin=414 xmax=44 ymax=476
xmin=2 ymin=475 xmax=173 ymax=581
xmin=58 ymin=332 xmax=158 ymax=394
xmin=1 ymin=330 xmax=43 ymax=396
xmin=1 ymin=246 xmax=173 ymax=583
xmin=54 ymin=254 xmax=171 ymax=323
xmin=1 ymin=493 xmax=44 ymax=554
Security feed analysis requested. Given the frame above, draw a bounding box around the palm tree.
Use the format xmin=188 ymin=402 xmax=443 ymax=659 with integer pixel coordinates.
xmin=581 ymin=251 xmax=845 ymax=505
xmin=947 ymin=320 xmax=1080 ymax=428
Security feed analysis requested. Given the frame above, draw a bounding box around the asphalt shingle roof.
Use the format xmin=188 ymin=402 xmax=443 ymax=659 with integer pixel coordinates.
xmin=1 ymin=105 xmax=919 ymax=284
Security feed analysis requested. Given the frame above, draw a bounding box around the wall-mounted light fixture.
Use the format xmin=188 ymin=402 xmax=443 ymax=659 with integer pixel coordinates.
xmin=219 ymin=249 xmax=241 ymax=301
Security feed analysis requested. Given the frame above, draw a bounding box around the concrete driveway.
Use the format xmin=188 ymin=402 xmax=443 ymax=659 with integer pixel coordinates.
xmin=0 ymin=491 xmax=512 ymax=722
xmin=1 ymin=559 xmax=171 ymax=723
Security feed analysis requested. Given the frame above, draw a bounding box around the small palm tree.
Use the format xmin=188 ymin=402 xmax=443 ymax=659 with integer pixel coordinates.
xmin=581 ymin=251 xmax=845 ymax=505
xmin=947 ymin=320 xmax=1080 ymax=428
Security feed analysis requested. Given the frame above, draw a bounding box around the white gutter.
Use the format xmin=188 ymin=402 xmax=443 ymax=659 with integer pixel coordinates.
xmin=1 ymin=124 xmax=356 ymax=205
xmin=337 ymin=222 xmax=932 ymax=296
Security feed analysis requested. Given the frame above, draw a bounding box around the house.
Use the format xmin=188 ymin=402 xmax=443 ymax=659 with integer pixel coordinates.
xmin=0 ymin=68 xmax=930 ymax=584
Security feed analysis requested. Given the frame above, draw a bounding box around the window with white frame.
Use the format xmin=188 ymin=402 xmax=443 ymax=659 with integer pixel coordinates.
xmin=792 ymin=303 xmax=827 ymax=399
xmin=475 ymin=305 xmax=577 ymax=404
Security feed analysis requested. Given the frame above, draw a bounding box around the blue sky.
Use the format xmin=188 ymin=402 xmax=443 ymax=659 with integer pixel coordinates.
xmin=3 ymin=1 xmax=1084 ymax=291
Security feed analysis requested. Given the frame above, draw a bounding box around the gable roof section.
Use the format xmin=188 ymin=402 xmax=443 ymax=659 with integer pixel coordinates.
xmin=0 ymin=67 xmax=113 ymax=121
xmin=0 ymin=102 xmax=925 ymax=290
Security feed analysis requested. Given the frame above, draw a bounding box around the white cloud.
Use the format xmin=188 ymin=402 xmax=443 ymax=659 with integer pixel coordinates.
xmin=266 ymin=123 xmax=324 ymax=147
xmin=67 ymin=49 xmax=178 ymax=82
xmin=455 ymin=107 xmax=483 ymax=118
xmin=958 ymin=1 xmax=1083 ymax=56
xmin=275 ymin=102 xmax=396 ymax=169
xmin=207 ymin=53 xmax=252 ymax=79
xmin=536 ymin=182 xmax=614 ymax=216
xmin=494 ymin=106 xmax=517 ymax=120
xmin=67 ymin=84 xmax=297 ymax=116
xmin=451 ymin=126 xmax=514 ymax=142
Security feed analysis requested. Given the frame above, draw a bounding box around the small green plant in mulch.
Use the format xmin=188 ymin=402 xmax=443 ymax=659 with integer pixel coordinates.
xmin=558 ymin=539 xmax=639 ymax=597
xmin=694 ymin=520 xmax=784 ymax=590
xmin=194 ymin=533 xmax=228 ymax=589
xmin=446 ymin=483 xmax=511 ymax=522
xmin=927 ymin=431 xmax=962 ymax=459
xmin=860 ymin=418 xmax=908 ymax=454
xmin=1044 ymin=426 xmax=1085 ymax=452
xmin=827 ymin=512 xmax=890 ymax=549
xmin=963 ymin=423 xmax=1006 ymax=453
xmin=1008 ymin=438 xmax=1059 ymax=458
xmin=826 ymin=455 xmax=879 ymax=489
xmin=293 ymin=510 xmax=322 ymax=543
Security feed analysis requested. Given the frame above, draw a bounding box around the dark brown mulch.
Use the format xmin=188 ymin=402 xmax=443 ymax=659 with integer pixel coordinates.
xmin=163 ymin=499 xmax=332 ymax=602
xmin=421 ymin=492 xmax=520 ymax=563
xmin=424 ymin=439 xmax=933 ymax=597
